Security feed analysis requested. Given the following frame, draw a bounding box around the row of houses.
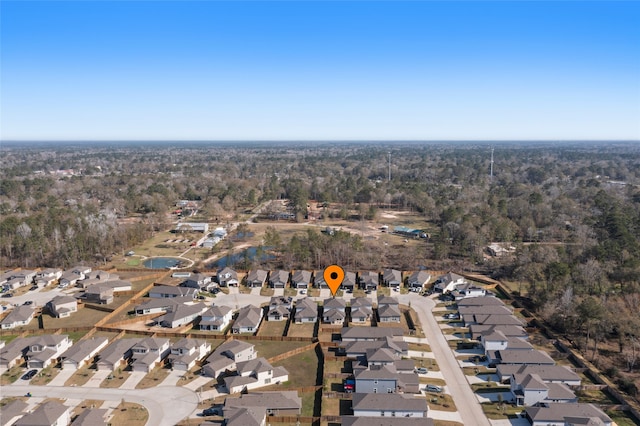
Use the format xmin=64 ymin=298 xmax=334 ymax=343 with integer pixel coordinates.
xmin=1 ymin=400 xmax=109 ymax=426
xmin=454 ymin=295 xmax=614 ymax=425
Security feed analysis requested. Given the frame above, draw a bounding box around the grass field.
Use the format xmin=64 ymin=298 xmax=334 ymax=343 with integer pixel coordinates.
xmin=271 ymin=348 xmax=320 ymax=388
xmin=136 ymin=366 xmax=171 ymax=389
xmin=257 ymin=319 xmax=287 ymax=337
xmin=287 ymin=323 xmax=316 ymax=338
xmin=109 ymin=401 xmax=149 ymax=426
xmin=100 ymin=370 xmax=131 ymax=388
xmin=250 ymin=339 xmax=311 ymax=360
xmin=0 ymin=363 xmax=25 ymax=385
xmin=65 ymin=364 xmax=96 ymax=387
xmin=426 ymin=393 xmax=457 ymax=412
xmin=25 ymin=307 xmax=108 ymax=331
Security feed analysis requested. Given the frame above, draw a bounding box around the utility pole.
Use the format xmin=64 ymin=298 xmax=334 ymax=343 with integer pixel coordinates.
xmin=490 ymin=147 xmax=494 ymax=183
xmin=388 ymin=151 xmax=391 ymax=182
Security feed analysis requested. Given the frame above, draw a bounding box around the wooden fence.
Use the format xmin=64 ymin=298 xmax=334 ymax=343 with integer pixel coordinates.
xmin=267 ymin=342 xmax=318 ymax=364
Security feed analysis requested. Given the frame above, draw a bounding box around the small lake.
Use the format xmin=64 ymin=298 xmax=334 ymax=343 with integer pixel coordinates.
xmin=143 ymin=257 xmax=184 ymax=269
xmin=208 ymin=246 xmax=274 ymax=269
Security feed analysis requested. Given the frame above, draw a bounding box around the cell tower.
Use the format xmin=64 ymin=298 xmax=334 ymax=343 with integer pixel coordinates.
xmin=388 ymin=151 xmax=391 ymax=182
xmin=490 ymin=147 xmax=495 ymax=182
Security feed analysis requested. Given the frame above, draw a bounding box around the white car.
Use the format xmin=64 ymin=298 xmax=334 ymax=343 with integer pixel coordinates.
xmin=299 ymin=289 xmax=307 ymax=294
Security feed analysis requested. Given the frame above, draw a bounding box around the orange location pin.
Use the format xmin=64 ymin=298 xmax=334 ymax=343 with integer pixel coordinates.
xmin=324 ymin=265 xmax=345 ymax=297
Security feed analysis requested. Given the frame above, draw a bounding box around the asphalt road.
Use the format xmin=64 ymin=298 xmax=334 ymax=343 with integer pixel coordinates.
xmin=398 ymin=293 xmax=491 ymax=426
xmin=2 ymin=384 xmax=199 ymax=426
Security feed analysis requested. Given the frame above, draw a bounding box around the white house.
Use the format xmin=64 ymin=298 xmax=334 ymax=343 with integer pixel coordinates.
xmin=60 ymin=337 xmax=109 ymax=370
xmin=130 ymin=337 xmax=170 ymax=372
xmin=14 ymin=401 xmax=71 ymax=426
xmin=1 ymin=305 xmax=35 ymax=329
xmin=26 ymin=334 xmax=73 ymax=369
xmin=200 ymin=305 xmax=234 ymax=331
xmin=351 ymin=392 xmax=427 ymax=417
xmin=47 ymin=295 xmax=78 ymax=318
xmin=155 ymin=302 xmax=207 ymax=328
xmin=168 ymin=338 xmax=211 ymax=371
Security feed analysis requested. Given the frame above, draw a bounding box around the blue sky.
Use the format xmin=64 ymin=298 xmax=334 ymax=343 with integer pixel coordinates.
xmin=1 ymin=1 xmax=639 ymax=141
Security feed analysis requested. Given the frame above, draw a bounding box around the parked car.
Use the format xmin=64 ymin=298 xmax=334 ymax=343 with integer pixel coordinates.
xmin=3 ymin=293 xmax=13 ymax=298
xmin=414 ymin=367 xmax=428 ymax=374
xmin=299 ymin=289 xmax=307 ymax=294
xmin=21 ymin=369 xmax=38 ymax=380
xmin=425 ymin=384 xmax=443 ymax=393
xmin=343 ymin=378 xmax=355 ymax=393
xmin=444 ymin=313 xmax=459 ymax=320
xmin=23 ymin=300 xmax=33 ymax=306
xmin=202 ymin=407 xmax=221 ymax=416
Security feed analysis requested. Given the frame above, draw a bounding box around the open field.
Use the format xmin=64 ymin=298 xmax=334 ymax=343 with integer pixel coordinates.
xmin=250 ymin=339 xmax=312 ymax=360
xmin=271 ymin=348 xmax=320 ymax=388
xmin=24 ymin=307 xmax=108 ymax=331
xmin=109 ymin=401 xmax=149 ymax=426
xmin=257 ymin=319 xmax=287 ymax=337
xmin=287 ymin=323 xmax=316 ymax=338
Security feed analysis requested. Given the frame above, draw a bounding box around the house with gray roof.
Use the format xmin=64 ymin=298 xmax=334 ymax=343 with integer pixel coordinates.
xmin=342 ymin=416 xmax=433 ymax=426
xmin=96 ymin=338 xmax=141 ymax=371
xmin=60 ymin=337 xmax=109 ymax=370
xmin=180 ymin=273 xmax=212 ymax=290
xmin=350 ymin=297 xmax=373 ymax=324
xmin=359 ymin=271 xmax=379 ymax=291
xmin=354 ymin=363 xmax=420 ymax=394
xmin=130 ymin=337 xmax=170 ymax=372
xmin=451 ymin=282 xmax=486 ymax=299
xmin=83 ymin=284 xmax=114 ymax=305
xmin=200 ymin=305 xmax=234 ymax=331
xmin=224 ymin=357 xmax=289 ymax=393
xmin=496 ymin=364 xmax=581 ymax=386
xmin=148 ymin=285 xmax=197 ymax=299
xmin=340 ymin=337 xmax=408 ymax=360
xmin=489 ymin=349 xmax=556 ymax=366
xmin=294 ymin=297 xmax=318 ymax=324
xmin=246 ymin=269 xmax=268 ymax=287
xmin=201 ymin=339 xmax=256 ymax=378
xmin=510 ymin=372 xmax=577 ymax=406
xmin=231 ymin=305 xmax=263 ymax=334
xmin=224 ymin=391 xmax=302 ymax=417
xmin=377 ymin=296 xmax=401 ymax=323
xmin=46 ymin=295 xmax=78 ymax=318
xmin=382 ymin=269 xmax=402 ymax=288
xmin=291 ymin=270 xmax=311 ymax=289
xmin=432 ymin=272 xmax=466 ymax=293
xmin=14 ymin=400 xmax=71 ymax=426
xmin=267 ymin=296 xmax=293 ymax=321
xmin=34 ymin=268 xmax=62 ymax=288
xmin=133 ymin=296 xmax=193 ymax=316
xmin=470 ymin=324 xmax=528 ymax=341
xmin=224 ymin=407 xmax=266 ymax=426
xmin=341 ymin=271 xmax=357 ymax=291
xmin=26 ymin=334 xmax=73 ymax=369
xmin=1 ymin=305 xmax=35 ymax=329
xmin=407 ymin=270 xmax=431 ymax=292
xmin=71 ymin=408 xmax=109 ymax=426
xmin=217 ymin=267 xmax=239 ymax=287
xmin=269 ymin=270 xmax=289 ymax=288
xmin=525 ymin=403 xmax=612 ymax=426
xmin=168 ymin=338 xmax=211 ymax=371
xmin=314 ymin=269 xmax=329 ymax=288
xmin=155 ymin=302 xmax=207 ymax=328
xmin=0 ymin=336 xmax=38 ymax=368
xmin=351 ymin=392 xmax=427 ymax=417
xmin=341 ymin=326 xmax=403 ymax=342
xmin=323 ymin=297 xmax=346 ymax=325
xmin=457 ymin=295 xmax=505 ymax=306
xmin=1 ymin=399 xmax=29 ymax=426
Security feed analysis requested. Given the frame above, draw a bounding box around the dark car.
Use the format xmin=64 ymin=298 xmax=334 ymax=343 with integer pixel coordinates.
xmin=23 ymin=300 xmax=33 ymax=306
xmin=202 ymin=407 xmax=221 ymax=416
xmin=21 ymin=369 xmax=38 ymax=380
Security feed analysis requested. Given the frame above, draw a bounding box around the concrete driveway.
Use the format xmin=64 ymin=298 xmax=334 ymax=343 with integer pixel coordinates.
xmin=3 ymin=384 xmax=199 ymax=426
xmin=84 ymin=369 xmax=111 ymax=387
xmin=398 ymin=293 xmax=491 ymax=426
xmin=120 ymin=370 xmax=147 ymax=389
xmin=45 ymin=368 xmax=76 ymax=386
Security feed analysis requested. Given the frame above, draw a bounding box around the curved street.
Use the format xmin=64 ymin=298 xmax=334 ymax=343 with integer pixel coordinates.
xmin=398 ymin=293 xmax=491 ymax=426
xmin=1 ymin=384 xmax=199 ymax=426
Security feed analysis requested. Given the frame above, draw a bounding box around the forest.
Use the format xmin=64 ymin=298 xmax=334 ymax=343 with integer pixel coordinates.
xmin=1 ymin=141 xmax=639 ymax=399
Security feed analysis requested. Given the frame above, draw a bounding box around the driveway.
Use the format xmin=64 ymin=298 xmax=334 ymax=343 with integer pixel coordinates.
xmin=160 ymin=369 xmax=187 ymax=387
xmin=3 ymin=384 xmax=198 ymax=426
xmin=46 ymin=368 xmax=76 ymax=386
xmin=120 ymin=370 xmax=147 ymax=389
xmin=398 ymin=293 xmax=491 ymax=426
xmin=84 ymin=369 xmax=111 ymax=387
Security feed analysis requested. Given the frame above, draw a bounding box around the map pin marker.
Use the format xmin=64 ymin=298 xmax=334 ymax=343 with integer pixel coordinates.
xmin=324 ymin=265 xmax=345 ymax=297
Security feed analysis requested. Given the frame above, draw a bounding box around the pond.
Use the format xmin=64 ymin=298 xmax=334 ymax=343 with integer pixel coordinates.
xmin=208 ymin=247 xmax=274 ymax=269
xmin=143 ymin=257 xmax=185 ymax=269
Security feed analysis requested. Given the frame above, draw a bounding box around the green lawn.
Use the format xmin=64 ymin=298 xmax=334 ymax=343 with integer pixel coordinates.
xmin=250 ymin=339 xmax=311 ymax=360
xmin=271 ymin=348 xmax=320 ymax=388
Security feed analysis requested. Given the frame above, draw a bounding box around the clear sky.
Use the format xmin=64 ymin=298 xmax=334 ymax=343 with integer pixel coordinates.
xmin=1 ymin=1 xmax=639 ymax=141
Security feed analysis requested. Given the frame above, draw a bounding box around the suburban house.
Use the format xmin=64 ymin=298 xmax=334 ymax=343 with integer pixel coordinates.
xmin=451 ymin=283 xmax=487 ymax=299
xmin=130 ymin=337 xmax=170 ymax=372
xmin=432 ymin=272 xmax=467 ymax=293
xmin=14 ymin=400 xmax=71 ymax=426
xmin=525 ymin=403 xmax=613 ymax=426
xmin=155 ymin=302 xmax=208 ymax=328
xmin=377 ymin=296 xmax=401 ymax=323
xmin=223 ymin=357 xmax=289 ymax=393
xmin=342 ymin=416 xmax=433 ymax=426
xmin=224 ymin=391 xmax=302 ymax=417
xmin=34 ymin=268 xmax=62 ymax=287
xmin=267 ymin=296 xmax=293 ymax=321
xmin=60 ymin=337 xmax=109 ymax=370
xmin=1 ymin=269 xmax=36 ymax=291
xmin=314 ymin=270 xmax=328 ymax=288
xmin=71 ymin=408 xmax=110 ymax=426
xmin=269 ymin=270 xmax=290 ymax=288
xmin=294 ymin=297 xmax=318 ymax=324
xmin=322 ymin=297 xmax=346 ymax=325
xmin=0 ymin=400 xmax=29 ymax=426
xmin=83 ymin=284 xmax=114 ymax=304
xmin=359 ymin=271 xmax=379 ymax=291
xmin=457 ymin=295 xmax=505 ymax=307
xmin=0 ymin=336 xmax=39 ymax=368
xmin=231 ymin=305 xmax=263 ymax=334
xmin=1 ymin=305 xmax=35 ymax=329
xmin=148 ymin=285 xmax=197 ymax=299
xmin=133 ymin=296 xmax=193 ymax=316
xmin=407 ymin=270 xmax=431 ymax=292
xmin=382 ymin=269 xmax=403 ymax=288
xmin=340 ymin=337 xmax=408 ymax=360
xmin=180 ymin=273 xmax=213 ymax=290
xmin=200 ymin=305 xmax=234 ymax=331
xmin=510 ymin=372 xmax=577 ymax=406
xmin=223 ymin=407 xmax=266 ymax=426
xmin=217 ymin=267 xmax=239 ymax=287
xmin=470 ymin=324 xmax=528 ymax=341
xmin=201 ymin=339 xmax=256 ymax=378
xmin=340 ymin=271 xmax=357 ymax=292
xmin=463 ymin=313 xmax=524 ymax=328
xmin=341 ymin=327 xmax=404 ymax=342
xmin=46 ymin=295 xmax=78 ymax=318
xmin=351 ymin=392 xmax=428 ymax=417
xmin=246 ymin=269 xmax=268 ymax=288
xmin=168 ymin=338 xmax=211 ymax=371
xmin=488 ymin=349 xmax=556 ymax=366
xmin=459 ymin=303 xmax=514 ymax=317
xmin=496 ymin=364 xmax=581 ymax=386
xmin=175 ymin=222 xmax=209 ymax=233
xmin=96 ymin=338 xmax=142 ymax=371
xmin=26 ymin=334 xmax=73 ymax=369
xmin=76 ymin=270 xmax=118 ymax=288
xmin=350 ymin=297 xmax=373 ymax=324
xmin=354 ymin=363 xmax=420 ymax=394
xmin=291 ymin=270 xmax=311 ymax=289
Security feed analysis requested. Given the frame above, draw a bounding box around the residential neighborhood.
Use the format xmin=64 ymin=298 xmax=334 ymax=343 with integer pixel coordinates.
xmin=0 ymin=267 xmax=629 ymax=426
